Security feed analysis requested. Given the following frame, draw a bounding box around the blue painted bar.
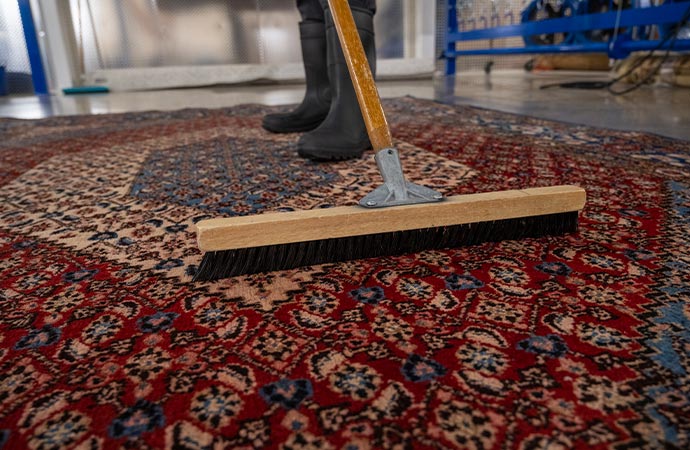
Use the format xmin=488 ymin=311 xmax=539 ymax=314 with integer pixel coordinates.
xmin=445 ymin=39 xmax=690 ymax=57
xmin=448 ymin=44 xmax=608 ymax=56
xmin=17 ymin=0 xmax=48 ymax=94
xmin=446 ymin=0 xmax=458 ymax=75
xmin=448 ymin=2 xmax=690 ymax=43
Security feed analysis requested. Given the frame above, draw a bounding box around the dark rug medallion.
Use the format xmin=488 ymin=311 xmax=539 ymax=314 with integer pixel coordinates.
xmin=1 ymin=97 xmax=689 ymax=449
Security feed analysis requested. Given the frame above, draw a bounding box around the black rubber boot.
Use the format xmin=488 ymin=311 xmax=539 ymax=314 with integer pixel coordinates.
xmin=297 ymin=7 xmax=376 ymax=161
xmin=262 ymin=20 xmax=330 ymax=133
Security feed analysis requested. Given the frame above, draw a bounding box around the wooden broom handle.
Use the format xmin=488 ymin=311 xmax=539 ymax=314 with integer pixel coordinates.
xmin=327 ymin=0 xmax=393 ymax=151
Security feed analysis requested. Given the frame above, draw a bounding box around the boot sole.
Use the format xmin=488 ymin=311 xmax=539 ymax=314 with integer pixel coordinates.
xmin=262 ymin=117 xmax=327 ymax=134
xmin=297 ymin=146 xmax=367 ymax=162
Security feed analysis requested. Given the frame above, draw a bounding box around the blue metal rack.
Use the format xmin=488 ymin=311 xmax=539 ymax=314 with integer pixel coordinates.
xmin=17 ymin=0 xmax=48 ymax=94
xmin=443 ymin=0 xmax=690 ymax=75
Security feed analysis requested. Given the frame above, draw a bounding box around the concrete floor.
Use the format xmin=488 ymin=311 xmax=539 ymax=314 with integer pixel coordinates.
xmin=1 ymin=70 xmax=689 ymax=141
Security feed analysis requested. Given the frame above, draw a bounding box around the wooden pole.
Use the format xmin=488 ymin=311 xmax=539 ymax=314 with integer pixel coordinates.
xmin=327 ymin=0 xmax=393 ymax=151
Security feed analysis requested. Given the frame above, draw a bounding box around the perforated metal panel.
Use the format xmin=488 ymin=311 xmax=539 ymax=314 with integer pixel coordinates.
xmin=459 ymin=0 xmax=533 ymax=72
xmin=438 ymin=0 xmax=532 ymax=73
xmin=0 ymin=1 xmax=34 ymax=94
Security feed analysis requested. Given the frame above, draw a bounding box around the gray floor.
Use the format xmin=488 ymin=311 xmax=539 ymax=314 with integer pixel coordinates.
xmin=1 ymin=70 xmax=689 ymax=141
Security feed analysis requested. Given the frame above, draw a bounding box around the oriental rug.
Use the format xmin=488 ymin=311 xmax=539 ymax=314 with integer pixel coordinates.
xmin=1 ymin=97 xmax=689 ymax=449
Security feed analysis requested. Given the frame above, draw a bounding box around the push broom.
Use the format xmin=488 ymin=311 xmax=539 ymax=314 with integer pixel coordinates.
xmin=192 ymin=0 xmax=586 ymax=281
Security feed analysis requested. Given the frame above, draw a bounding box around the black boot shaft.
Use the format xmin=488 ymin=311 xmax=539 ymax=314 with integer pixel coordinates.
xmin=300 ymin=20 xmax=331 ymax=113
xmin=262 ymin=20 xmax=331 ymax=134
xmin=297 ymin=7 xmax=376 ymax=161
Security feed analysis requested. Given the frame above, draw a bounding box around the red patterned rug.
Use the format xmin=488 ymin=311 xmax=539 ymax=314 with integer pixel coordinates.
xmin=1 ymin=97 xmax=689 ymax=449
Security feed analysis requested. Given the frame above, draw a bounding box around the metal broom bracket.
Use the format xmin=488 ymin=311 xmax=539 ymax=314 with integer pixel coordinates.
xmin=324 ymin=0 xmax=444 ymax=209
xmin=359 ymin=148 xmax=444 ymax=208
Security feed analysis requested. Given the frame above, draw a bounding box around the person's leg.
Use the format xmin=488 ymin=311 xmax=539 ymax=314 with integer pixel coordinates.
xmin=262 ymin=0 xmax=330 ymax=133
xmin=297 ymin=1 xmax=376 ymax=161
xmin=297 ymin=0 xmax=325 ymax=21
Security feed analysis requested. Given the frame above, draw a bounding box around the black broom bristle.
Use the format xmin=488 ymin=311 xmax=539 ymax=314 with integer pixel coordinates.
xmin=192 ymin=211 xmax=579 ymax=281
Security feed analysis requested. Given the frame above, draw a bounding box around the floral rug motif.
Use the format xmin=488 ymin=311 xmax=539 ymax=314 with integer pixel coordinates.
xmin=1 ymin=98 xmax=689 ymax=449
